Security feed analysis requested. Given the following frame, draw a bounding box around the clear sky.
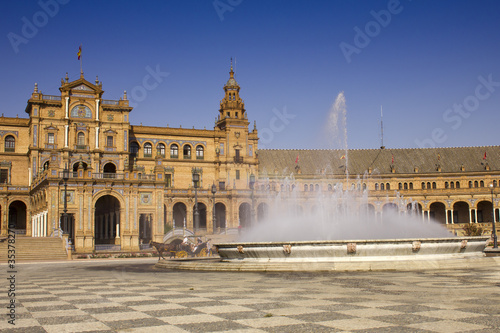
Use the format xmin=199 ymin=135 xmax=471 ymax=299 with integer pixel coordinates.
xmin=1 ymin=0 xmax=500 ymax=150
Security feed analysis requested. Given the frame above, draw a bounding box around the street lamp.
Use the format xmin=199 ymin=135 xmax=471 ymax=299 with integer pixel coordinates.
xmin=249 ymin=173 xmax=255 ymax=226
xmin=62 ymin=166 xmax=69 ymax=235
xmin=193 ymin=172 xmax=200 ymax=232
xmin=211 ymin=184 xmax=217 ymax=233
xmin=489 ymin=183 xmax=498 ymax=248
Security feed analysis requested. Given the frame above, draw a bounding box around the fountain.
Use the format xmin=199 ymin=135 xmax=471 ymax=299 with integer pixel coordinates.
xmin=156 ymin=93 xmax=492 ymax=272
xmin=213 ymin=92 xmax=490 ymax=270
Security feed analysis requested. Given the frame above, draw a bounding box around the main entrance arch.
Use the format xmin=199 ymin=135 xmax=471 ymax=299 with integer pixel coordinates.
xmin=214 ymin=203 xmax=226 ymax=232
xmin=94 ymin=195 xmax=120 ymax=245
xmin=173 ymin=202 xmax=187 ymax=229
xmin=9 ymin=200 xmax=27 ymax=232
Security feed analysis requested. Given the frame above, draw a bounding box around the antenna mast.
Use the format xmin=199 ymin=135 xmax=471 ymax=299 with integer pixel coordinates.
xmin=380 ymin=105 xmax=385 ymax=149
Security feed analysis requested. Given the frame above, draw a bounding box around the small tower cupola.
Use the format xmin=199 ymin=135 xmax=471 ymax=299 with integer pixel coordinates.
xmin=218 ymin=59 xmax=245 ymax=125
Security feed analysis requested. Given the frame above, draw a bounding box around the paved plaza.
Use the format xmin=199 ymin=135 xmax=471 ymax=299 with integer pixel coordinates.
xmin=1 ymin=258 xmax=500 ymax=332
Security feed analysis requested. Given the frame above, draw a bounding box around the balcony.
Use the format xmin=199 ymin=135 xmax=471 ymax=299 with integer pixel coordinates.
xmin=234 ymin=156 xmax=244 ymax=164
xmin=75 ymin=145 xmax=88 ymax=150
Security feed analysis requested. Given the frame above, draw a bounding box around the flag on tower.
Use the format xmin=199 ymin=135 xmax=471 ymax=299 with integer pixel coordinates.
xmin=295 ymin=154 xmax=299 ymax=164
xmin=391 ymin=154 xmax=394 ymax=164
xmin=340 ymin=155 xmax=346 ymax=160
xmin=483 ymin=151 xmax=487 ymax=160
xmin=77 ymin=45 xmax=82 ymax=60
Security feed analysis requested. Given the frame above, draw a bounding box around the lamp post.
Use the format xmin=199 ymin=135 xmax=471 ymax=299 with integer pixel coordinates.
xmin=489 ymin=183 xmax=498 ymax=248
xmin=193 ymin=172 xmax=200 ymax=232
xmin=62 ymin=166 xmax=69 ymax=234
xmin=249 ymin=173 xmax=255 ymax=227
xmin=211 ymin=184 xmax=217 ymax=233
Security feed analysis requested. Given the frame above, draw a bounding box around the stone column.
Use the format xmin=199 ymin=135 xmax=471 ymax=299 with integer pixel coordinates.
xmin=95 ymin=99 xmax=100 ymax=121
xmin=95 ymin=127 xmax=99 ymax=149
xmin=64 ymin=125 xmax=69 ymax=148
xmin=65 ymin=97 xmax=69 ymax=119
xmin=445 ymin=209 xmax=449 ymax=224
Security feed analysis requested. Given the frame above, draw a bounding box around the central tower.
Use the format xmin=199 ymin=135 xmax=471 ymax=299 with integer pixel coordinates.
xmin=214 ymin=60 xmax=258 ymax=191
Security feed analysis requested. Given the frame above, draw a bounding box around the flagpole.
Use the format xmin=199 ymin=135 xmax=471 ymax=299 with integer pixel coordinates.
xmin=79 ymin=44 xmax=83 ymax=76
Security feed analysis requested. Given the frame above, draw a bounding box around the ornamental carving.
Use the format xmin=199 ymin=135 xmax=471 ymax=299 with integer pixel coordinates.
xmin=283 ymin=244 xmax=292 ymax=255
xmin=412 ymin=241 xmax=421 ymax=251
xmin=237 ymin=245 xmax=244 ymax=254
xmin=347 ymin=243 xmax=356 ymax=254
xmin=460 ymin=240 xmax=468 ymax=249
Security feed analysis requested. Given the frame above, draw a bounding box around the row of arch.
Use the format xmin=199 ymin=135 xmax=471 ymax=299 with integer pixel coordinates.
xmin=130 ymin=142 xmax=205 ymax=159
xmin=259 ymin=180 xmax=500 ymax=193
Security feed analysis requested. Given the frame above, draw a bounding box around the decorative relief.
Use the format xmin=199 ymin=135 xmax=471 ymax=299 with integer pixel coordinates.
xmin=0 ymin=130 xmax=19 ymax=138
xmin=70 ymin=104 xmax=92 ymax=119
xmin=140 ymin=192 xmax=152 ymax=205
xmin=412 ymin=241 xmax=421 ymax=252
xmin=73 ymin=84 xmax=93 ymax=91
xmin=347 ymin=243 xmax=357 ymax=254
xmin=60 ymin=190 xmax=74 ymax=204
xmin=48 ymin=110 xmax=55 ymax=117
xmin=283 ymin=244 xmax=292 ymax=255
xmin=107 ymin=114 xmax=114 ymax=121
xmin=237 ymin=245 xmax=244 ymax=254
xmin=460 ymin=240 xmax=467 ymax=249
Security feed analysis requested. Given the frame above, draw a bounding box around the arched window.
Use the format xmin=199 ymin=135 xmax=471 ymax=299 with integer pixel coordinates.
xmin=196 ymin=145 xmax=204 ymax=160
xmin=469 ymin=181 xmax=473 ymax=188
xmin=432 ymin=182 xmax=437 ymax=189
xmin=427 ymin=182 xmax=431 ymax=189
xmin=281 ymin=184 xmax=285 ymax=191
xmin=157 ymin=143 xmax=165 ymax=157
xmin=362 ymin=183 xmax=367 ymax=191
xmin=480 ymin=180 xmax=484 ymax=187
xmin=144 ymin=143 xmax=152 ymax=157
xmin=170 ymin=144 xmax=179 ymax=158
xmin=474 ymin=181 xmax=478 ymax=188
xmin=310 ymin=184 xmax=314 ymax=192
xmin=450 ymin=182 xmax=454 ymax=189
xmin=445 ymin=182 xmax=449 ymax=189
xmin=381 ymin=183 xmax=385 ymax=190
xmin=4 ymin=135 xmax=15 ymax=152
xmin=375 ymin=183 xmax=379 ymax=191
xmin=386 ymin=183 xmax=390 ymax=190
xmin=404 ymin=183 xmax=408 ymax=190
xmin=315 ymin=184 xmax=320 ymax=191
xmin=409 ymin=182 xmax=413 ymax=190
xmin=494 ymin=180 xmax=498 ymax=187
xmin=304 ymin=184 xmax=308 ymax=192
xmin=456 ymin=181 xmax=460 ymax=189
xmin=130 ymin=142 xmax=139 ymax=154
xmin=421 ymin=182 xmax=425 ymax=189
xmin=183 ymin=145 xmax=191 ymax=159
xmin=77 ymin=132 xmax=85 ymax=146
xmin=398 ymin=183 xmax=402 ymax=190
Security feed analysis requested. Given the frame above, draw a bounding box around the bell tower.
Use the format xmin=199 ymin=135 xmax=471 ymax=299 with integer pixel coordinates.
xmin=214 ymin=60 xmax=258 ymax=190
xmin=217 ymin=59 xmax=246 ymax=128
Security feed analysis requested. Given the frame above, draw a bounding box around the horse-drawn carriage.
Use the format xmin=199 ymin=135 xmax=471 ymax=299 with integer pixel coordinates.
xmin=150 ymin=237 xmax=210 ymax=260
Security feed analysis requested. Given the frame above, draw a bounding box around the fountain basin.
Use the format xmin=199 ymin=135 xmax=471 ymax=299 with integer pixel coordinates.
xmin=215 ymin=236 xmax=490 ymax=263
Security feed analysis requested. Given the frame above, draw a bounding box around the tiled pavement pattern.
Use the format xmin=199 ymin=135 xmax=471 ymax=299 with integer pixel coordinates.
xmin=1 ymin=258 xmax=500 ymax=332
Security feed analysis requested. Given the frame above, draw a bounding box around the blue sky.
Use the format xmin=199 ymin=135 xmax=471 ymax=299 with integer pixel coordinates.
xmin=1 ymin=0 xmax=500 ymax=150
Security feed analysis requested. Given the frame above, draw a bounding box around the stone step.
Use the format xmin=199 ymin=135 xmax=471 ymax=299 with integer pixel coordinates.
xmin=0 ymin=237 xmax=68 ymax=261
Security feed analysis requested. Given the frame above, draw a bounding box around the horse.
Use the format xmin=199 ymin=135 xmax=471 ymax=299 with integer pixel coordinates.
xmin=150 ymin=238 xmax=183 ymax=260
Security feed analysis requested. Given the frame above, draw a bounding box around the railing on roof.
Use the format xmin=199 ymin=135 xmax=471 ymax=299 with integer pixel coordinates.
xmin=93 ymin=172 xmax=125 ymax=180
xmin=102 ymin=99 xmax=119 ymax=105
xmin=42 ymin=95 xmax=61 ymax=101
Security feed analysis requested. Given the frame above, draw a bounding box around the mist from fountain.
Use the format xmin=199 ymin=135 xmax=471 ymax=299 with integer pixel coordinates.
xmin=241 ymin=92 xmax=453 ymax=242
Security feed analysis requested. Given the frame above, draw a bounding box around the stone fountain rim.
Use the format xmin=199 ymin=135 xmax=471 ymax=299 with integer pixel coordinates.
xmin=215 ymin=236 xmax=489 ymax=247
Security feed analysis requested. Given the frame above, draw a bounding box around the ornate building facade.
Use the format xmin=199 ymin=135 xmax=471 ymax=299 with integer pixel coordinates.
xmin=0 ymin=65 xmax=498 ymax=253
